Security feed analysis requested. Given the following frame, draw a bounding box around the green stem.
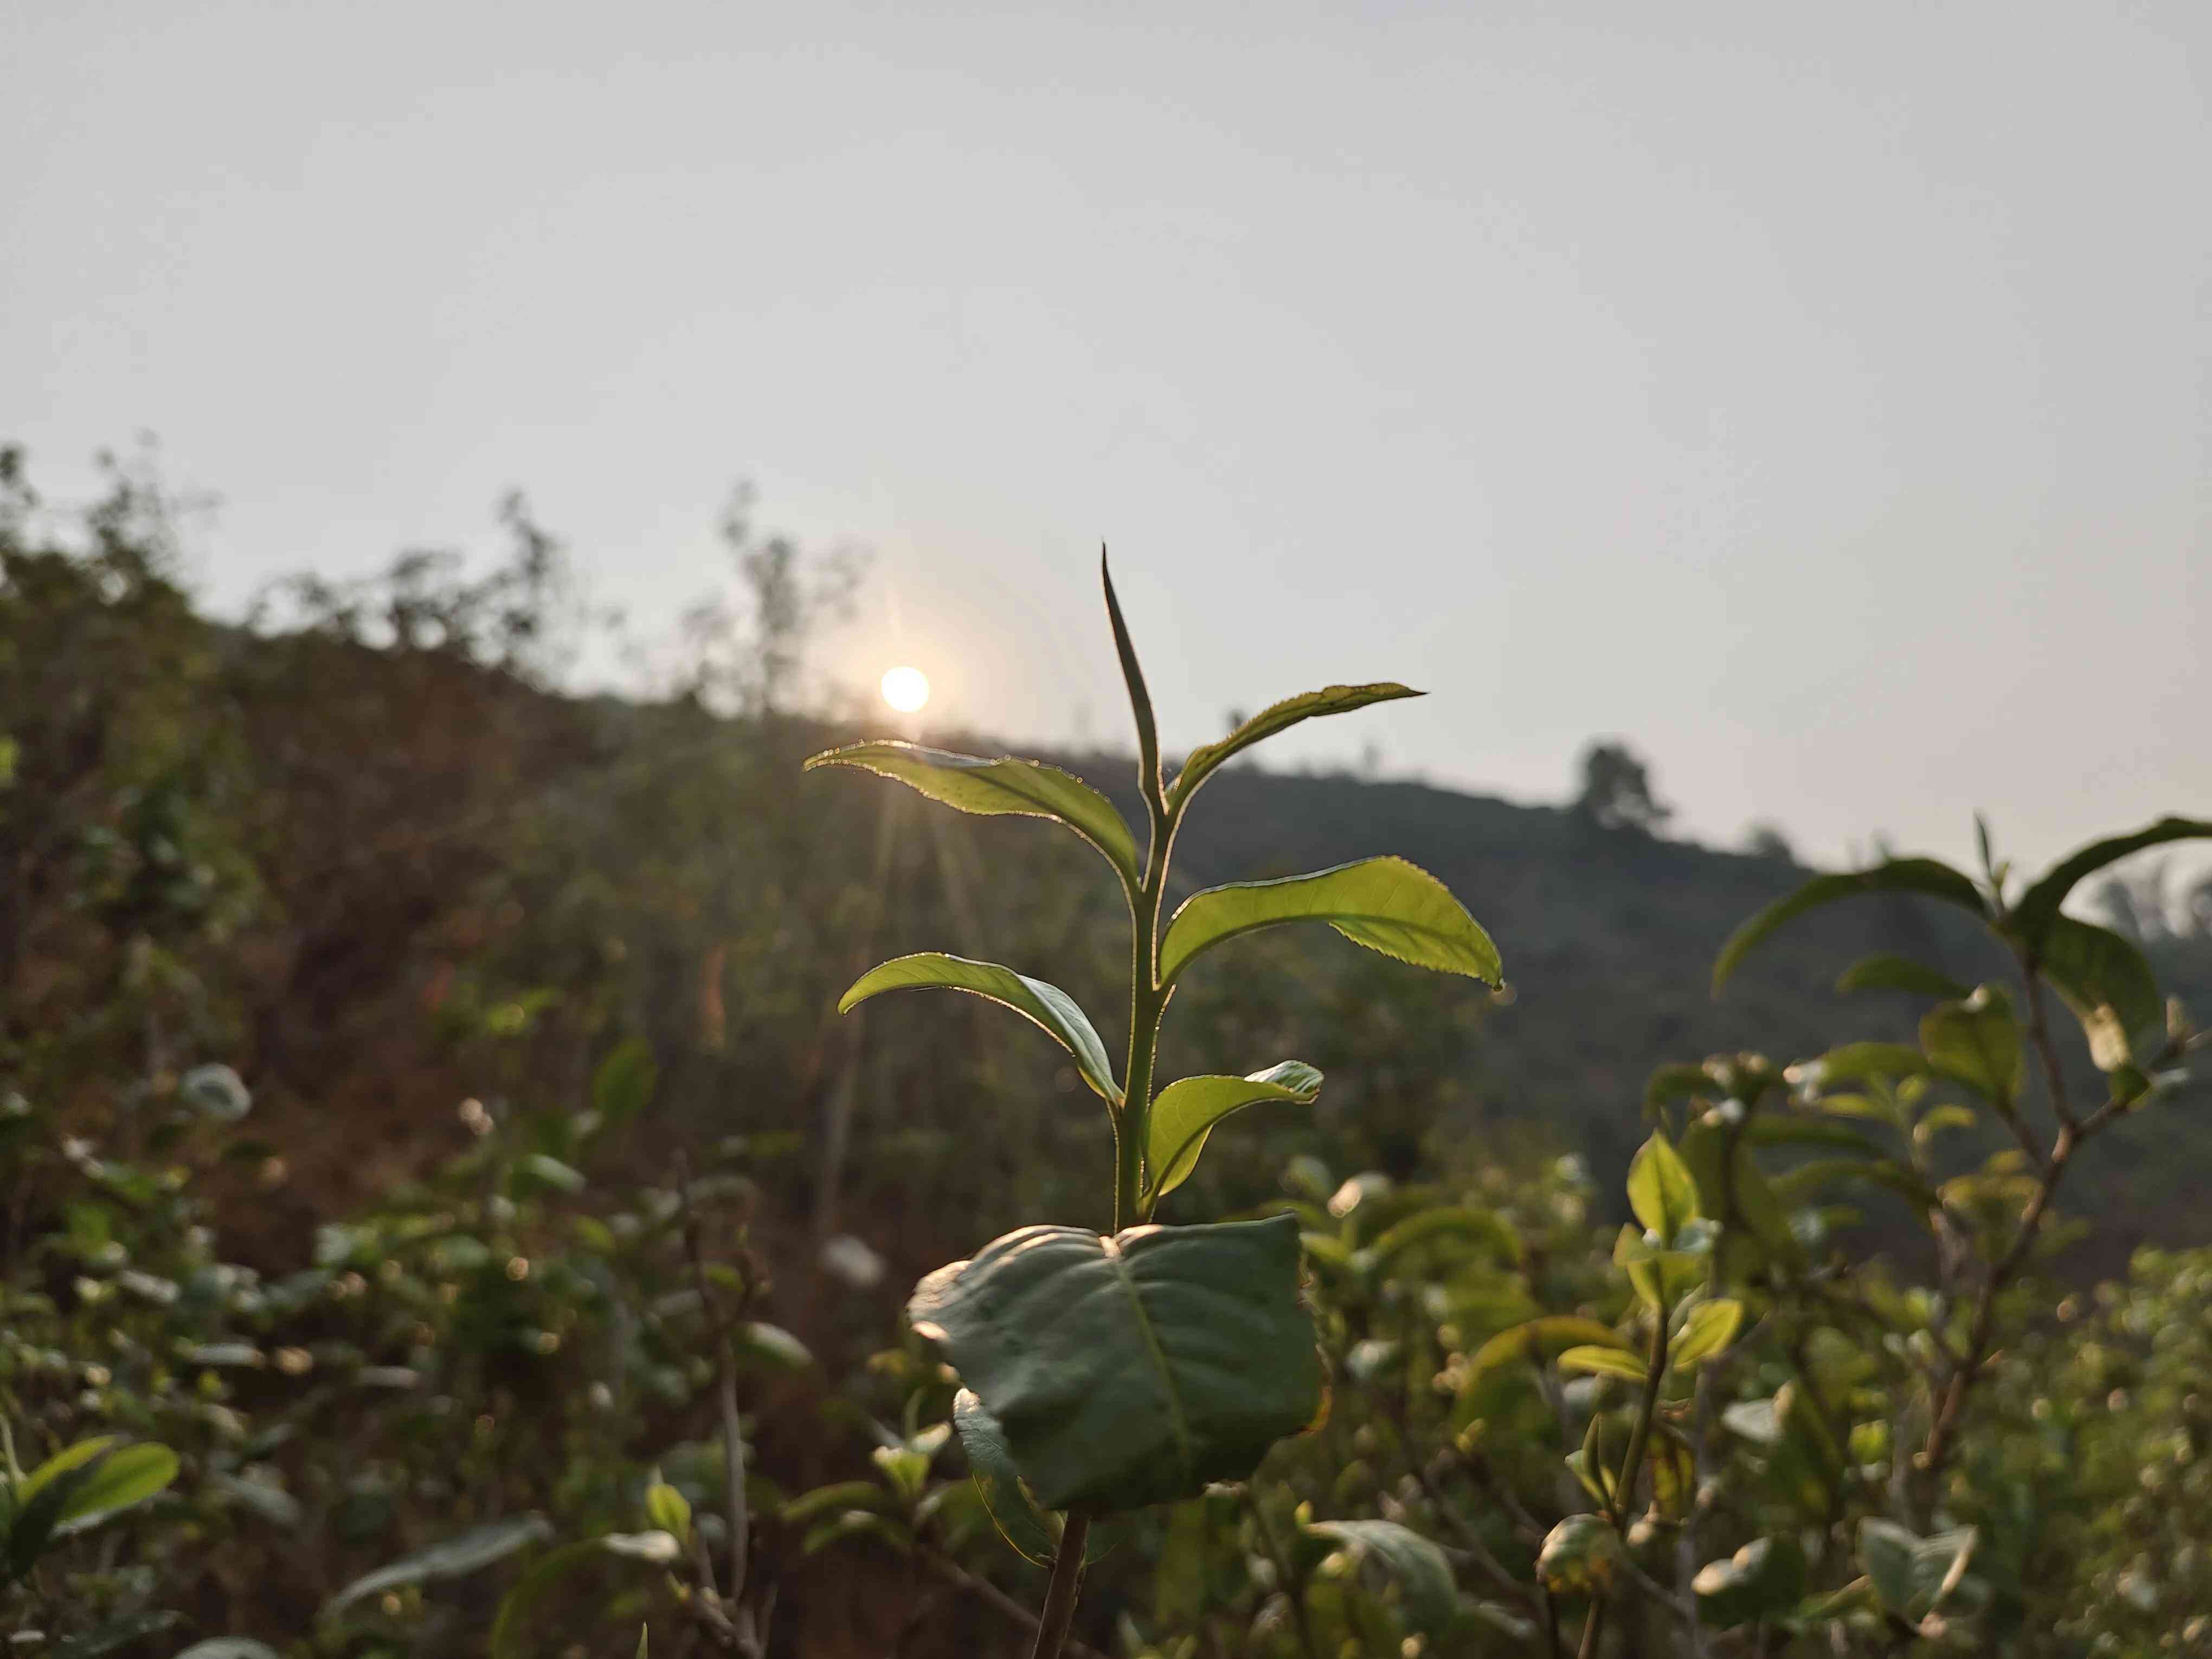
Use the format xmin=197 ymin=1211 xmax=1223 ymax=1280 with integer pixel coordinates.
xmin=1029 ymin=1512 xmax=1092 ymax=1659
xmin=1612 ymin=1309 xmax=1671 ymax=1528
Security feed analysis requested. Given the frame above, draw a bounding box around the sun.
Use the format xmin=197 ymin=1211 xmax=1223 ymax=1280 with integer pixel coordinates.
xmin=880 ymin=665 xmax=931 ymax=714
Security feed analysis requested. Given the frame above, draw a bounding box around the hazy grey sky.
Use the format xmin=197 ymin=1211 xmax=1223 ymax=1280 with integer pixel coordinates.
xmin=8 ymin=0 xmax=2207 ymax=871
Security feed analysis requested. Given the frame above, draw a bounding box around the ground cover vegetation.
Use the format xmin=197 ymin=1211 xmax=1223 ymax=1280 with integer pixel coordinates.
xmin=3 ymin=445 xmax=2211 ymax=1656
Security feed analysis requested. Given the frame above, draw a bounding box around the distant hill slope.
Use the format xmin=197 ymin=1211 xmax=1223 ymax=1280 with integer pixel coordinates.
xmin=1032 ymin=748 xmax=2212 ymax=1270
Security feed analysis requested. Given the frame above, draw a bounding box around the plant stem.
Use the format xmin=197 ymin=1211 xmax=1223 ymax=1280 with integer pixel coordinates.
xmin=1029 ymin=1512 xmax=1092 ymax=1659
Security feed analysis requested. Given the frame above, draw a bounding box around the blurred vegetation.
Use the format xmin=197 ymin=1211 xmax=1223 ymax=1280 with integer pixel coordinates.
xmin=2 ymin=443 xmax=2209 ymax=1656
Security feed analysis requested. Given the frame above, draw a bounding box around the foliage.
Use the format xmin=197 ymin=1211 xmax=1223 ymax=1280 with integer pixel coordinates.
xmin=3 ymin=444 xmax=2210 ymax=1657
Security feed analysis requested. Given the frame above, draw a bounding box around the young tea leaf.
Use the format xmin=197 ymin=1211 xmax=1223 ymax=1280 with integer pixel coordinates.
xmin=1304 ymin=1518 xmax=1459 ymax=1636
xmin=1101 ymin=551 xmax=1162 ymax=801
xmin=839 ymin=953 xmax=1121 ymax=1104
xmin=907 ymin=1215 xmax=1322 ymax=1512
xmin=1920 ymin=986 xmax=2023 ymax=1104
xmin=2009 ymin=816 xmax=2212 ymax=948
xmin=1169 ymin=684 xmax=1422 ymax=810
xmin=1626 ymin=1131 xmax=1700 ymax=1243
xmin=1670 ymin=1298 xmax=1744 ymax=1369
xmin=326 ymin=1515 xmax=553 ymax=1613
xmin=1713 ymin=859 xmax=1988 ymax=993
xmin=1835 ymin=954 xmax=1970 ymax=1000
xmin=51 ymin=1442 xmax=177 ymax=1536
xmin=804 ymin=741 xmax=1141 ymax=890
xmin=2040 ymin=916 xmax=2164 ymax=1071
xmin=1158 ymin=857 xmax=1500 ymax=989
xmin=1558 ymin=1345 xmax=1649 ymax=1381
xmin=1144 ymin=1063 xmax=1322 ymax=1207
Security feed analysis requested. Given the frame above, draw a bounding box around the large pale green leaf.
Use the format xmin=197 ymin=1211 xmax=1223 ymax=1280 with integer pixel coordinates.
xmin=1626 ymin=1131 xmax=1700 ymax=1243
xmin=840 ymin=954 xmax=1120 ymax=1104
xmin=804 ymin=741 xmax=1141 ymax=888
xmin=1158 ymin=857 xmax=1501 ymax=989
xmin=2011 ymin=817 xmax=2212 ymax=948
xmin=326 ymin=1515 xmax=553 ymax=1613
xmin=2040 ymin=916 xmax=2163 ymax=1071
xmin=906 ymin=1215 xmax=1322 ymax=1512
xmin=1920 ymin=987 xmax=2022 ymax=1104
xmin=1305 ymin=1518 xmax=1459 ymax=1636
xmin=1169 ymin=685 xmax=1422 ymax=809
xmin=1144 ymin=1063 xmax=1322 ymax=1206
xmin=1835 ymin=954 xmax=1969 ymax=1000
xmin=1713 ymin=859 xmax=1987 ymax=992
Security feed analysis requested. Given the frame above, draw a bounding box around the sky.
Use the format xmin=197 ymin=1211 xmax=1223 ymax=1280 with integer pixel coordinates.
xmin=6 ymin=0 xmax=2208 ymax=874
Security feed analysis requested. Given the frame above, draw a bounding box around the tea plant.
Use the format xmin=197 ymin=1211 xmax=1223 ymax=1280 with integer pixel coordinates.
xmin=806 ymin=557 xmax=1506 ymax=1654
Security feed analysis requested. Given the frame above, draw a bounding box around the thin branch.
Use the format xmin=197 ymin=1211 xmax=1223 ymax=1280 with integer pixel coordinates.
xmin=677 ymin=1152 xmax=764 ymax=1657
xmin=917 ymin=1548 xmax=1113 ymax=1659
xmin=1029 ymin=1513 xmax=1091 ymax=1659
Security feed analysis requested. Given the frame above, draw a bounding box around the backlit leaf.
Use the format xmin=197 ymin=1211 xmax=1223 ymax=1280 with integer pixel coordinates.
xmin=839 ymin=954 xmax=1120 ymax=1104
xmin=1670 ymin=1299 xmax=1744 ymax=1369
xmin=2040 ymin=916 xmax=2163 ymax=1071
xmin=1713 ymin=859 xmax=1987 ymax=993
xmin=1171 ymin=685 xmax=1422 ymax=809
xmin=804 ymin=741 xmax=1141 ymax=889
xmin=1626 ymin=1131 xmax=1700 ymax=1243
xmin=1558 ymin=1345 xmax=1648 ymax=1381
xmin=1144 ymin=1064 xmax=1320 ymax=1207
xmin=1159 ymin=857 xmax=1500 ymax=989
xmin=52 ymin=1442 xmax=178 ymax=1536
xmin=2010 ymin=817 xmax=2212 ymax=947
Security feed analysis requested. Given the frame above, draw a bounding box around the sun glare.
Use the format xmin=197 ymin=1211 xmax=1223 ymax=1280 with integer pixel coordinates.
xmin=880 ymin=665 xmax=931 ymax=713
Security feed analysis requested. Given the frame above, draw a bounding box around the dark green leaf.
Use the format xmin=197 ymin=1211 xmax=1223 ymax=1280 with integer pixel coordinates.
xmin=591 ymin=1037 xmax=658 ymax=1129
xmin=50 ymin=1613 xmax=179 ymax=1658
xmin=2011 ymin=817 xmax=2212 ymax=947
xmin=1693 ymin=1535 xmax=1808 ymax=1627
xmin=1626 ymin=1131 xmax=1700 ymax=1243
xmin=1145 ymin=1063 xmax=1322 ymax=1206
xmin=906 ymin=1215 xmax=1322 ymax=1512
xmin=490 ymin=1535 xmax=676 ymax=1659
xmin=1802 ymin=1043 xmax=1931 ymax=1087
xmin=6 ymin=1455 xmax=110 ymax=1579
xmin=2041 ymin=916 xmax=2163 ymax=1071
xmin=1920 ymin=987 xmax=2022 ymax=1104
xmin=1713 ymin=859 xmax=1987 ymax=993
xmin=1305 ymin=1518 xmax=1458 ymax=1636
xmin=840 ymin=954 xmax=1120 ymax=1104
xmin=1835 ymin=954 xmax=1969 ymax=1000
xmin=1158 ymin=857 xmax=1501 ymax=989
xmin=326 ymin=1515 xmax=553 ymax=1613
xmin=1645 ymin=1062 xmax=1724 ymax=1111
xmin=1350 ymin=1205 xmax=1523 ymax=1274
xmin=804 ymin=740 xmax=1141 ymax=889
xmin=1171 ymin=685 xmax=1423 ymax=809
xmin=953 ymin=1388 xmax=1057 ymax=1566
xmin=1859 ymin=1519 xmax=1920 ymax=1613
